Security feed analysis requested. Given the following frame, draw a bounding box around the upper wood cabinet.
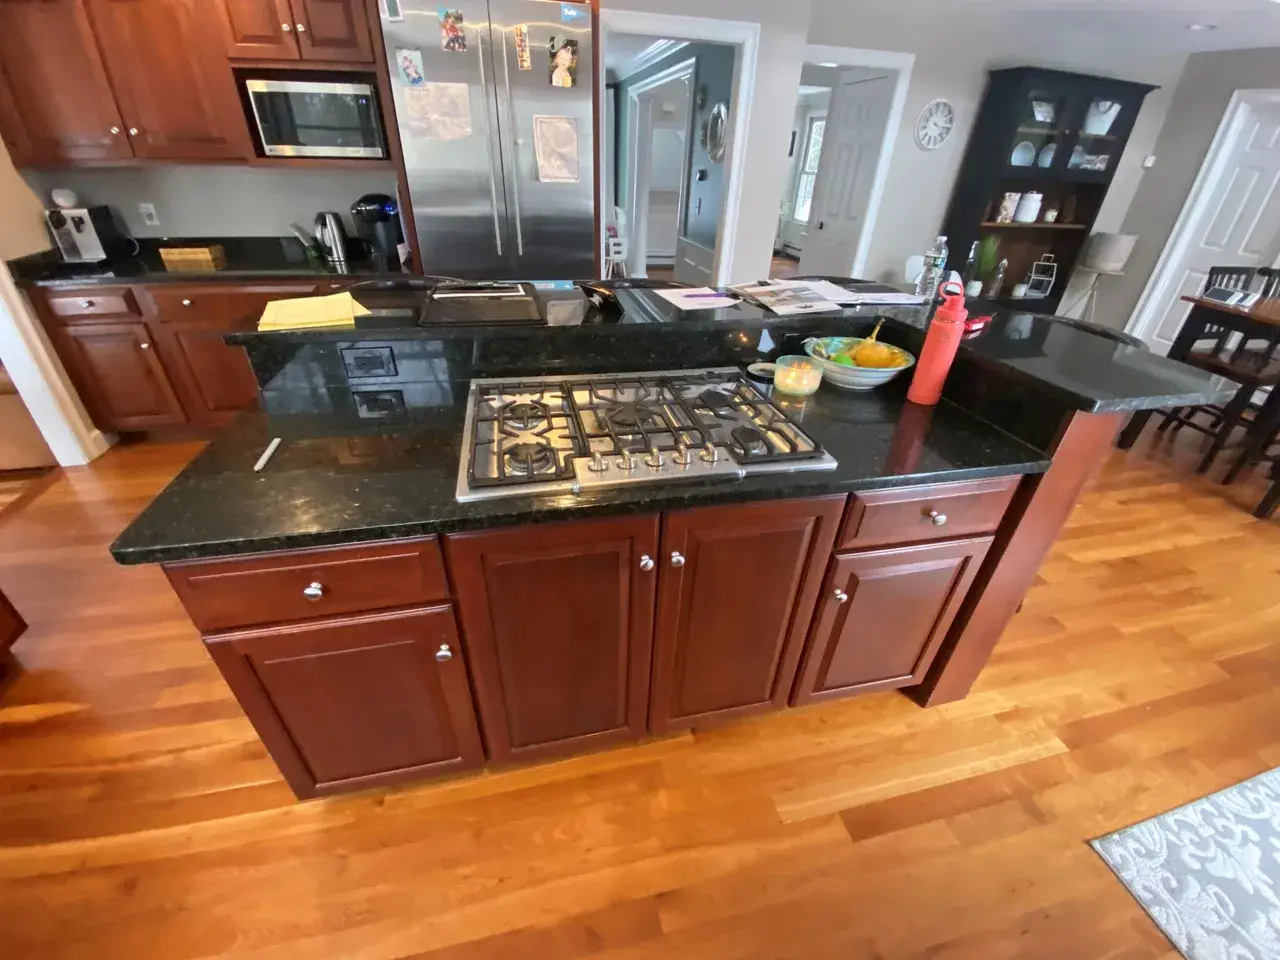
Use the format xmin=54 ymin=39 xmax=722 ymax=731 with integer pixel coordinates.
xmin=205 ymin=606 xmax=486 ymax=799
xmin=223 ymin=0 xmax=373 ymax=62
xmin=85 ymin=0 xmax=252 ymax=160
xmin=649 ymin=496 xmax=845 ymax=733
xmin=792 ymin=537 xmax=994 ymax=705
xmin=444 ymin=516 xmax=659 ymax=765
xmin=0 ymin=0 xmax=131 ymax=163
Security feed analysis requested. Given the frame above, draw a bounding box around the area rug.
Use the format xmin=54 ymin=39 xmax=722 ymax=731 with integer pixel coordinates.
xmin=1091 ymin=766 xmax=1280 ymax=959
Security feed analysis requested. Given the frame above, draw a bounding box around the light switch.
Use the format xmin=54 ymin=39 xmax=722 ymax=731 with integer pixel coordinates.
xmin=139 ymin=202 xmax=160 ymax=226
xmin=1142 ymin=155 xmax=1157 ymax=169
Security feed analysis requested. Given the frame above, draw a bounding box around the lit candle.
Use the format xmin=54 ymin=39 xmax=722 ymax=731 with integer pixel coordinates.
xmin=773 ymin=357 xmax=823 ymax=396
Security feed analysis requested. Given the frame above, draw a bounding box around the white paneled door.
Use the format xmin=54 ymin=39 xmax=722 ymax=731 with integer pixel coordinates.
xmin=798 ymin=72 xmax=894 ymax=279
xmin=1133 ymin=97 xmax=1280 ymax=354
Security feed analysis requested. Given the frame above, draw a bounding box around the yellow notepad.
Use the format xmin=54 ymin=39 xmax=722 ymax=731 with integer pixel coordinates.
xmin=257 ymin=292 xmax=371 ymax=331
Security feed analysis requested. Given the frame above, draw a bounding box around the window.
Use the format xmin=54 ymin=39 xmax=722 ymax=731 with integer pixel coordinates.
xmin=793 ymin=117 xmax=826 ymax=223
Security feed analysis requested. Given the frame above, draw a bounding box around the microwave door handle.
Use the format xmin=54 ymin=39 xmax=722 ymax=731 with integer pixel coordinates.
xmin=476 ymin=33 xmax=503 ymax=256
xmin=501 ymin=28 xmax=524 ymax=256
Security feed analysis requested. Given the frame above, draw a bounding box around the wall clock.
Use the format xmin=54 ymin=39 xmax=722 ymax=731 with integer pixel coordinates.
xmin=915 ymin=99 xmax=955 ymax=150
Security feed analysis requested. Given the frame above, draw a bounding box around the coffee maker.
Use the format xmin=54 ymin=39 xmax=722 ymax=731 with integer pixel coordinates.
xmin=351 ymin=194 xmax=403 ymax=262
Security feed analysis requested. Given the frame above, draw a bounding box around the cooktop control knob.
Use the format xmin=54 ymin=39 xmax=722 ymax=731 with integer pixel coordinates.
xmin=699 ymin=442 xmax=720 ymax=464
xmin=587 ymin=450 xmax=610 ymax=473
xmin=617 ymin=450 xmax=638 ymax=471
xmin=644 ymin=444 xmax=664 ymax=469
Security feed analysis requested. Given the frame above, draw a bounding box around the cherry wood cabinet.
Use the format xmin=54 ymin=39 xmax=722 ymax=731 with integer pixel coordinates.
xmin=205 ymin=606 xmax=485 ymax=799
xmin=53 ymin=322 xmax=186 ymax=430
xmin=792 ymin=537 xmax=994 ymax=705
xmin=0 ymin=0 xmax=131 ymax=163
xmin=222 ymin=0 xmax=372 ymax=62
xmin=84 ymin=0 xmax=252 ymax=160
xmin=649 ymin=496 xmax=844 ymax=732
xmin=444 ymin=516 xmax=660 ymax=764
xmin=0 ymin=587 xmax=27 ymax=656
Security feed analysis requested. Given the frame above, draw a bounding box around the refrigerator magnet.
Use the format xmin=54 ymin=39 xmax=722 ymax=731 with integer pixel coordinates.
xmin=395 ymin=48 xmax=426 ymax=86
xmin=514 ymin=25 xmax=532 ymax=71
xmin=549 ymin=37 xmax=578 ymax=88
xmin=560 ymin=2 xmax=586 ymax=23
xmin=439 ymin=9 xmax=466 ymax=52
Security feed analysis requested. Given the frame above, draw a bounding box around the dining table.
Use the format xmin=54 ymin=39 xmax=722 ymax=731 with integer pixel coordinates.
xmin=1116 ymin=293 xmax=1280 ymax=459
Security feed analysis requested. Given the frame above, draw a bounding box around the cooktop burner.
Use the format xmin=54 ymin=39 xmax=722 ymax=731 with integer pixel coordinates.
xmin=457 ymin=368 xmax=837 ymax=501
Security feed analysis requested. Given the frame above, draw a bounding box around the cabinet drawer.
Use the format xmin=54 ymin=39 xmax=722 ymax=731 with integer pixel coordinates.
xmin=148 ymin=284 xmax=322 ymax=328
xmin=165 ymin=538 xmax=450 ymax=632
xmin=45 ymin=288 xmax=141 ymax=319
xmin=839 ymin=477 xmax=1019 ymax=550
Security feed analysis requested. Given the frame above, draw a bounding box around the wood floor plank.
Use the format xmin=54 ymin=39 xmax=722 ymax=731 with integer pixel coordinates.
xmin=0 ymin=435 xmax=1276 ymax=958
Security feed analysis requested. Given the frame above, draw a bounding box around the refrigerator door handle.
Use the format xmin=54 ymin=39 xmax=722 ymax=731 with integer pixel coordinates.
xmin=500 ymin=27 xmax=525 ymax=256
xmin=476 ymin=31 xmax=504 ymax=256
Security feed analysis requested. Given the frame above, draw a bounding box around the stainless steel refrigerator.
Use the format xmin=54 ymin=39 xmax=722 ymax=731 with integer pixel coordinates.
xmin=378 ymin=0 xmax=596 ymax=280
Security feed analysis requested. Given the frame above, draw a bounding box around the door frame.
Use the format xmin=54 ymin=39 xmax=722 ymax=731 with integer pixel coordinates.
xmin=800 ymin=44 xmax=915 ymax=280
xmin=598 ymin=9 xmax=760 ymax=286
xmin=1127 ymin=88 xmax=1280 ymax=342
xmin=625 ymin=57 xmax=696 ymax=277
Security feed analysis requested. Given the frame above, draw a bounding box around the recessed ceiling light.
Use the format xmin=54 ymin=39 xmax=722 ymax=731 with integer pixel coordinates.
xmin=818 ymin=61 xmax=838 ymax=67
xmin=1187 ymin=23 xmax=1218 ymax=31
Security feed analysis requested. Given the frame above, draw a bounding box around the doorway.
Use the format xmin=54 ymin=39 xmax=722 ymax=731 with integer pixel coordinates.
xmin=1128 ymin=89 xmax=1280 ymax=354
xmin=772 ymin=46 xmax=914 ymax=281
xmin=599 ymin=11 xmax=759 ymax=286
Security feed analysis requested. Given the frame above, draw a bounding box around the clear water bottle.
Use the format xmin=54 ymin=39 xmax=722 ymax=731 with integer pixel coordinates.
xmin=915 ymin=235 xmax=949 ymax=299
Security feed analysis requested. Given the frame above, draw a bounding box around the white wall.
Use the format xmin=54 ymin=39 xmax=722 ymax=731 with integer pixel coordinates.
xmin=805 ymin=3 xmax=1187 ymax=294
xmin=22 ymin=165 xmax=399 ymax=238
xmin=1106 ymin=47 xmax=1280 ymax=331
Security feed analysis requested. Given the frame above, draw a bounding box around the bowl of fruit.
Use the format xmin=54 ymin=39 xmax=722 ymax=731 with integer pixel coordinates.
xmin=802 ymin=322 xmax=916 ymax=391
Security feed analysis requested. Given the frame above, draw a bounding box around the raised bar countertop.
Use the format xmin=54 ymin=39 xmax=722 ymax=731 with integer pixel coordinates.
xmin=109 ymin=383 xmax=1051 ymax=565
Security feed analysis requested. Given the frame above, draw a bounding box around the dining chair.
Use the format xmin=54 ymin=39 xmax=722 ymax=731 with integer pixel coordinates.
xmin=1259 ymin=267 xmax=1280 ymax=300
xmin=1255 ymin=450 xmax=1280 ymax=520
xmin=1205 ymin=265 xmax=1257 ymax=292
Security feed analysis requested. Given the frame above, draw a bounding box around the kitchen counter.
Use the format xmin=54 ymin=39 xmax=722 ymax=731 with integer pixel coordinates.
xmin=6 ymin=237 xmax=409 ymax=286
xmin=109 ymin=383 xmax=1050 ymax=565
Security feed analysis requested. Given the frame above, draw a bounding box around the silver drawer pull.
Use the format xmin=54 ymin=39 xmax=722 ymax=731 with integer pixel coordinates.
xmin=81 ymin=300 xmax=94 ymax=308
xmin=639 ymin=554 xmax=655 ymax=572
xmin=834 ymin=588 xmax=849 ymax=604
xmin=670 ymin=552 xmax=686 ymax=568
xmin=295 ymin=22 xmax=306 ymax=32
xmin=928 ymin=510 xmax=948 ymax=527
xmin=182 ymin=298 xmax=192 ymax=306
xmin=281 ymin=21 xmax=292 ymax=30
xmin=302 ymin=581 xmax=325 ymax=600
xmin=435 ymin=644 xmax=452 ymax=662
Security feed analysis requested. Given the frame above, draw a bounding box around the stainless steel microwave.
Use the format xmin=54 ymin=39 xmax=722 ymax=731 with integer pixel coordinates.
xmin=244 ymin=79 xmax=386 ymax=159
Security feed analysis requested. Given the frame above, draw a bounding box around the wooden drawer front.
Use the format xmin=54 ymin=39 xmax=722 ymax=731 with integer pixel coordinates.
xmin=148 ymin=284 xmax=322 ymax=328
xmin=45 ymin=288 xmax=140 ymax=319
xmin=839 ymin=477 xmax=1019 ymax=550
xmin=165 ymin=538 xmax=450 ymax=632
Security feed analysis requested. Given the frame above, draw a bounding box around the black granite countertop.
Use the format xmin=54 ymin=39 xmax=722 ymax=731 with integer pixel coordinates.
xmin=7 ymin=237 xmax=409 ymax=286
xmin=109 ymin=381 xmax=1051 ymax=565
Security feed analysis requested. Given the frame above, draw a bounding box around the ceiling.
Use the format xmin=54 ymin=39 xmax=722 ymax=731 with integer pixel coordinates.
xmin=810 ymin=0 xmax=1280 ymax=53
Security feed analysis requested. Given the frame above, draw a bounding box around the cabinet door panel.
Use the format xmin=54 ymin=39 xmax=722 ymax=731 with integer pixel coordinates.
xmin=55 ymin=322 xmax=186 ymax=430
xmin=0 ymin=0 xmax=131 ymax=162
xmin=793 ymin=537 xmax=994 ymax=705
xmin=445 ymin=516 xmax=659 ymax=764
xmin=86 ymin=0 xmax=252 ymax=160
xmin=207 ymin=606 xmax=485 ymax=798
xmin=650 ymin=496 xmax=845 ymax=732
xmin=291 ymin=0 xmax=373 ymax=62
xmin=222 ymin=0 xmax=299 ymax=59
xmin=153 ymin=325 xmax=259 ymax=426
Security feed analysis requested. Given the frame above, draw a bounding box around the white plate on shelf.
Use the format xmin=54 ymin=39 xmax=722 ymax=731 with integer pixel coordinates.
xmin=1011 ymin=141 xmax=1037 ymax=167
xmin=1037 ymin=143 xmax=1056 ymax=168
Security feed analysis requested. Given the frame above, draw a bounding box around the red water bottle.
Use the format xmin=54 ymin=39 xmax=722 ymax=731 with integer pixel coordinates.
xmin=907 ymin=280 xmax=968 ymax=406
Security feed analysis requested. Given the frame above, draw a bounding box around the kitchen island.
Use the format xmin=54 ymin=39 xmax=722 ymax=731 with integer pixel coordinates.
xmin=111 ymin=288 xmax=1235 ymax=799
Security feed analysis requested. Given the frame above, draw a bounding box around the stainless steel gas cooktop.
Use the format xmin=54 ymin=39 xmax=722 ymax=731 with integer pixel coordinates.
xmin=455 ymin=368 xmax=837 ymax=502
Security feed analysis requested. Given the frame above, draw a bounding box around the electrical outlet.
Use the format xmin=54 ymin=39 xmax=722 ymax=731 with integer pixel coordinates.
xmin=139 ymin=202 xmax=160 ymax=227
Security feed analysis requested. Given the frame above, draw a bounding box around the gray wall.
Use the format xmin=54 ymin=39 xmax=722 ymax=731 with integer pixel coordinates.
xmin=21 ymin=165 xmax=398 ymax=239
xmin=1102 ymin=47 xmax=1280 ymax=330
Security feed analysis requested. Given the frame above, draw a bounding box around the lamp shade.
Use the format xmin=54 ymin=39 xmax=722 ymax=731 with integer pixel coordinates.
xmin=1080 ymin=233 xmax=1137 ymax=274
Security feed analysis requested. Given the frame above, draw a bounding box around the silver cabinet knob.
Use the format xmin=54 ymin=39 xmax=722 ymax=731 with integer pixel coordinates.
xmin=128 ymin=127 xmax=139 ymax=136
xmin=181 ymin=298 xmax=192 ymax=306
xmin=81 ymin=300 xmax=94 ymax=308
xmin=295 ymin=22 xmax=306 ymax=32
xmin=302 ymin=581 xmax=325 ymax=600
xmin=639 ymin=554 xmax=655 ymax=572
xmin=109 ymin=126 xmax=120 ymax=135
xmin=928 ymin=510 xmax=948 ymax=527
xmin=139 ymin=342 xmax=150 ymax=350
xmin=834 ymin=588 xmax=849 ymax=604
xmin=435 ymin=644 xmax=452 ymax=662
xmin=281 ymin=21 xmax=292 ymax=30
xmin=670 ymin=552 xmax=686 ymax=568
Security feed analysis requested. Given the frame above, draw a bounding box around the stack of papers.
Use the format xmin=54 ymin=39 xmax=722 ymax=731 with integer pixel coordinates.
xmin=257 ymin=292 xmax=371 ymax=331
xmin=728 ymin=280 xmax=843 ymax=316
xmin=651 ymin=287 xmax=742 ymax=311
xmin=799 ymin=280 xmax=925 ymax=306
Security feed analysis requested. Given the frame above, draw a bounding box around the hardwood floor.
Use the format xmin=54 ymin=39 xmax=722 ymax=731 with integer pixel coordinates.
xmin=0 ymin=432 xmax=1277 ymax=959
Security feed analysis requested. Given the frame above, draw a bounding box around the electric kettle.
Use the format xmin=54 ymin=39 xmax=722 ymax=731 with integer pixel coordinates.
xmin=313 ymin=212 xmax=349 ymax=264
